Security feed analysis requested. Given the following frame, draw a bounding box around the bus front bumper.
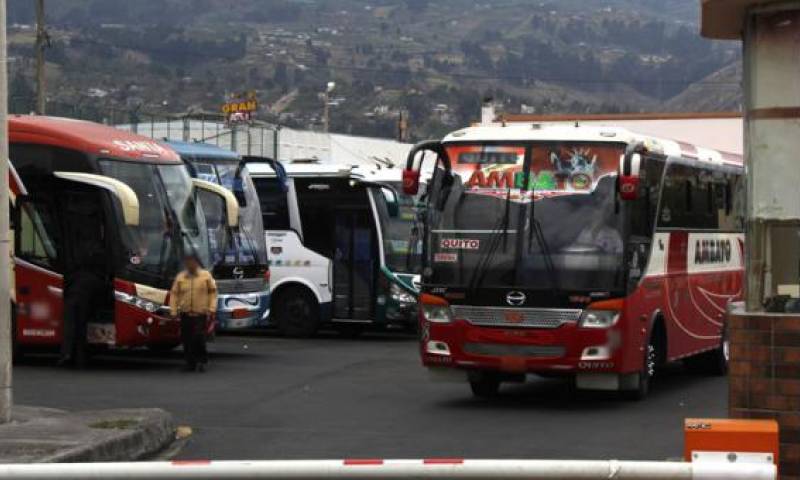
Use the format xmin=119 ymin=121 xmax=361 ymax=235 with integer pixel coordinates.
xmin=420 ymin=318 xmax=633 ymax=378
xmin=215 ymin=291 xmax=271 ymax=330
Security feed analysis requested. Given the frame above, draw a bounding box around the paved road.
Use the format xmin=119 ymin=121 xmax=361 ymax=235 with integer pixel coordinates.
xmin=13 ymin=333 xmax=726 ymax=461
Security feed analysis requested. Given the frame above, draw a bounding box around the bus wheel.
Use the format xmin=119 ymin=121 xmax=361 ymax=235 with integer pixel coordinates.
xmin=468 ymin=372 xmax=501 ymax=398
xmin=623 ymin=329 xmax=662 ymax=401
xmin=686 ymin=328 xmax=729 ymax=376
xmin=276 ymin=287 xmax=319 ymax=338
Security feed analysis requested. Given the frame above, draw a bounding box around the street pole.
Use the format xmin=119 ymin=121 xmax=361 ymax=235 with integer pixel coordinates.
xmin=397 ymin=110 xmax=408 ymax=143
xmin=34 ymin=0 xmax=46 ymax=115
xmin=322 ymin=92 xmax=329 ymax=133
xmin=322 ymin=82 xmax=335 ymax=133
xmin=0 ymin=0 xmax=14 ymax=424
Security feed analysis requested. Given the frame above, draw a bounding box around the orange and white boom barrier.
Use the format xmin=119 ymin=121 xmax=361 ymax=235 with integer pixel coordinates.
xmin=0 ymin=458 xmax=776 ymax=480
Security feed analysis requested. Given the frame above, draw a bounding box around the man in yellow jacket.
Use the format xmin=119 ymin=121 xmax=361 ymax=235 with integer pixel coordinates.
xmin=169 ymin=255 xmax=218 ymax=372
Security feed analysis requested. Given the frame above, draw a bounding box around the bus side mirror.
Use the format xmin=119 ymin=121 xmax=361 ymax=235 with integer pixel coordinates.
xmin=403 ymin=169 xmax=420 ymax=195
xmin=618 ymin=153 xmax=642 ymax=201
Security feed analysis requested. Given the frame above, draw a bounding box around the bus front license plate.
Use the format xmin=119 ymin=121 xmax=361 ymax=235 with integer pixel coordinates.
xmin=500 ymin=356 xmax=527 ymax=372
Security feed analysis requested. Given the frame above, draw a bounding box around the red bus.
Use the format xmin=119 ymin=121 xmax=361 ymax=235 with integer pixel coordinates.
xmin=9 ymin=116 xmax=238 ymax=355
xmin=403 ymin=124 xmax=744 ymax=400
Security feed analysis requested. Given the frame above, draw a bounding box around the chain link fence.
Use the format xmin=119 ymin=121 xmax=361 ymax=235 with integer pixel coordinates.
xmin=9 ymin=97 xmax=279 ymax=158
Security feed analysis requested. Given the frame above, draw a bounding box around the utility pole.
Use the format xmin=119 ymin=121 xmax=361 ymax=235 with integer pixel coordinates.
xmin=322 ymin=95 xmax=329 ymax=133
xmin=397 ymin=110 xmax=408 ymax=143
xmin=35 ymin=0 xmax=47 ymax=115
xmin=1 ymin=0 xmax=14 ymax=424
xmin=322 ymin=81 xmax=335 ymax=133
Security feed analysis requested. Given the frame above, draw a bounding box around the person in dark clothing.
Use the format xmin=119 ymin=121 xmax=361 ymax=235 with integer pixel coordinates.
xmin=60 ymin=270 xmax=105 ymax=367
xmin=169 ymin=255 xmax=218 ymax=372
xmin=59 ymin=198 xmax=108 ymax=368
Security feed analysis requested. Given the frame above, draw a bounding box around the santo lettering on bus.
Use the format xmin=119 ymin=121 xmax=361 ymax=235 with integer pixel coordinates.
xmin=112 ymin=140 xmax=169 ymax=155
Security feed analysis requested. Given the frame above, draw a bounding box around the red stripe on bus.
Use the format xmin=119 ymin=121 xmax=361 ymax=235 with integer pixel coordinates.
xmin=344 ymin=459 xmax=384 ymax=465
xmin=424 ymin=458 xmax=465 ymax=464
xmin=667 ymin=231 xmax=689 ymax=274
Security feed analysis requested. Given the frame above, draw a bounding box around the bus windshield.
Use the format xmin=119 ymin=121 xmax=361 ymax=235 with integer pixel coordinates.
xmin=98 ymin=159 xmax=211 ymax=286
xmin=376 ymin=181 xmax=423 ymax=275
xmin=425 ymin=142 xmax=626 ymax=294
xmin=193 ymin=159 xmax=268 ymax=267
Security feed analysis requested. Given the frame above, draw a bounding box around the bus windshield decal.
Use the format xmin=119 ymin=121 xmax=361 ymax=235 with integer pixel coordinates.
xmin=446 ymin=143 xmax=623 ymax=201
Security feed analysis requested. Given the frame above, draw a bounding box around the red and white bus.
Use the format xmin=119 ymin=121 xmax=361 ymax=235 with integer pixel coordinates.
xmin=403 ymin=123 xmax=744 ymax=399
xmin=9 ymin=116 xmax=238 ymax=355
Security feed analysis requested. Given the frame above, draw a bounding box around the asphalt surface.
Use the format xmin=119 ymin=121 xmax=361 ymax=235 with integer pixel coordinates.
xmin=12 ymin=332 xmax=727 ymax=461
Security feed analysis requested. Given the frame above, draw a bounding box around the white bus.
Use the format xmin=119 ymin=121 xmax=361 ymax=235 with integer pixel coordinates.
xmin=247 ymin=161 xmax=419 ymax=336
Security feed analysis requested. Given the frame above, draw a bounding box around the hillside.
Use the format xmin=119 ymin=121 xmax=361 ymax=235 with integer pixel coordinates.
xmin=7 ymin=0 xmax=742 ymax=140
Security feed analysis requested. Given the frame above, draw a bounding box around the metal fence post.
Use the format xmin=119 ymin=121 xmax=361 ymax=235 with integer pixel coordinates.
xmin=0 ymin=0 xmax=13 ymax=425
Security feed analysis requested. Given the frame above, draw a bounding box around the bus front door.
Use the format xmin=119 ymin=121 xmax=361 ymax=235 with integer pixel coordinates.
xmin=333 ymin=209 xmax=377 ymax=321
xmin=13 ymin=197 xmax=63 ymax=346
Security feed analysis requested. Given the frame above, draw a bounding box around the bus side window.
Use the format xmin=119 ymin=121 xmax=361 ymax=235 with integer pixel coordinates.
xmin=253 ymin=177 xmax=291 ymax=231
xmin=658 ymin=162 xmax=685 ymax=228
xmin=631 ymin=156 xmax=663 ymax=237
xmin=16 ymin=200 xmax=59 ymax=270
xmin=697 ymin=169 xmax=717 ymax=230
xmin=685 ymin=175 xmax=694 ymax=214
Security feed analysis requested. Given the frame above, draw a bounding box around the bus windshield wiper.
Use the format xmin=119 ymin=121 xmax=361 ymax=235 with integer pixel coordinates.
xmin=527 ymin=193 xmax=559 ymax=294
xmin=467 ymin=188 xmax=512 ymax=293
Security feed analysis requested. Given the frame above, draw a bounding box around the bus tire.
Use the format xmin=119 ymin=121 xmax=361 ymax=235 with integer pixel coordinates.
xmin=468 ymin=372 xmax=501 ymax=398
xmin=623 ymin=321 xmax=665 ymax=401
xmin=686 ymin=327 xmax=729 ymax=376
xmin=275 ymin=286 xmax=319 ymax=338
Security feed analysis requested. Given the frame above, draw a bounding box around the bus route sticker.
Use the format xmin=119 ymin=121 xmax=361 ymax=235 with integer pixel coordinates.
xmin=434 ymin=253 xmax=458 ymax=263
xmin=440 ymin=238 xmax=480 ymax=250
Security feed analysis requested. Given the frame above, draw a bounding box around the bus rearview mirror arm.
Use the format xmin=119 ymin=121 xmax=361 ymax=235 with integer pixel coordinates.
xmin=54 ymin=171 xmax=141 ymax=226
xmin=241 ymin=156 xmax=289 ymax=193
xmin=192 ymin=178 xmax=240 ymax=228
xmin=357 ymin=180 xmax=400 ymax=218
xmin=403 ymin=140 xmax=451 ymax=196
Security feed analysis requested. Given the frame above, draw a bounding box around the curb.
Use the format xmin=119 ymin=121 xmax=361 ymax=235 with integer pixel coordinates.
xmin=44 ymin=409 xmax=175 ymax=463
xmin=4 ymin=407 xmax=176 ymax=463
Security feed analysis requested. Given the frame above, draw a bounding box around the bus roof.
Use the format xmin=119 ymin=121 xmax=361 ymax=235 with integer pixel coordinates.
xmin=248 ymin=161 xmax=357 ymax=178
xmin=9 ymin=115 xmax=181 ymax=163
xmin=165 ymin=141 xmax=240 ymax=161
xmin=443 ymin=124 xmax=743 ymax=167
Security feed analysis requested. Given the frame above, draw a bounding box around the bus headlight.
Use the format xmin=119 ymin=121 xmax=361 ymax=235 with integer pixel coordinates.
xmin=422 ymin=304 xmax=452 ymax=323
xmin=115 ymin=291 xmax=161 ymax=314
xmin=135 ymin=298 xmax=158 ymax=313
xmin=390 ymin=283 xmax=415 ymax=305
xmin=420 ymin=294 xmax=452 ymax=324
xmin=579 ymin=310 xmax=619 ymax=329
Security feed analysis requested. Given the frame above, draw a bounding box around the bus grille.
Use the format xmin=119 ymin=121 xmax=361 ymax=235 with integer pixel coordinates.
xmin=451 ymin=306 xmax=581 ymax=329
xmin=464 ymin=343 xmax=566 ymax=358
xmin=216 ymin=278 xmax=267 ymax=295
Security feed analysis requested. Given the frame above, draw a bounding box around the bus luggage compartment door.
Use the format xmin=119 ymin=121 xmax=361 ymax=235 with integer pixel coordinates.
xmin=333 ymin=210 xmax=376 ymax=321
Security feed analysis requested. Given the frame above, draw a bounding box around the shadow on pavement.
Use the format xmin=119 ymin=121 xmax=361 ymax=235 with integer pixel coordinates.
xmin=438 ymin=364 xmax=724 ymax=411
xmin=219 ymin=328 xmax=417 ymax=343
